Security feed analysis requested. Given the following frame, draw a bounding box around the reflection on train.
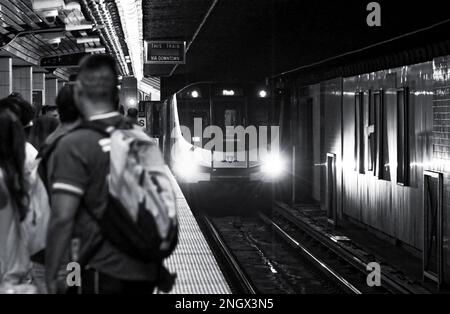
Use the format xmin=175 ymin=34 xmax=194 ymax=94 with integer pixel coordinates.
xmin=270 ymin=34 xmax=450 ymax=287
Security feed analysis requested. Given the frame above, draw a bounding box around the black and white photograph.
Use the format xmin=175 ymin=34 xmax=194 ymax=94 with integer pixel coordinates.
xmin=0 ymin=0 xmax=449 ymax=310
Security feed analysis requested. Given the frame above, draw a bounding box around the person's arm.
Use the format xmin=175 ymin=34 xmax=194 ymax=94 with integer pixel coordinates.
xmin=45 ymin=192 xmax=81 ymax=294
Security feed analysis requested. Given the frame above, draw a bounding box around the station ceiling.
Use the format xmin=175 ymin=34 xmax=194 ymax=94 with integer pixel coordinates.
xmin=143 ymin=0 xmax=450 ymax=97
xmin=0 ymin=0 xmax=131 ymax=80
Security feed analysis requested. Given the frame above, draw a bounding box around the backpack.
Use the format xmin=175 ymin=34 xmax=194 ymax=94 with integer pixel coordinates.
xmin=79 ymin=120 xmax=179 ymax=263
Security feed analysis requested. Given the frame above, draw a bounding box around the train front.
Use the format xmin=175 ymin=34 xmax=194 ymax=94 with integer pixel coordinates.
xmin=169 ymin=82 xmax=283 ymax=215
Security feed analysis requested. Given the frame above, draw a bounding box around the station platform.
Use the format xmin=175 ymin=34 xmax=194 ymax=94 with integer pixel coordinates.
xmin=159 ymin=171 xmax=232 ymax=294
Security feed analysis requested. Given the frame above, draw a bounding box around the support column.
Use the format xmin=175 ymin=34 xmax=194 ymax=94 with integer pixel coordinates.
xmin=13 ymin=66 xmax=33 ymax=103
xmin=58 ymin=80 xmax=65 ymax=92
xmin=0 ymin=57 xmax=12 ymax=98
xmin=45 ymin=77 xmax=58 ymax=108
xmin=33 ymin=72 xmax=46 ymax=115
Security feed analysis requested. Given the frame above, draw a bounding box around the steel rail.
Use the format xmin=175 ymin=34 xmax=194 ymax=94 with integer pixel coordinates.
xmin=259 ymin=212 xmax=362 ymax=294
xmin=202 ymin=215 xmax=257 ymax=294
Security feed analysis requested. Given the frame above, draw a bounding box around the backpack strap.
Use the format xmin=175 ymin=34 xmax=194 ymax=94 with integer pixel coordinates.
xmin=37 ymin=131 xmax=72 ymax=192
xmin=75 ymin=118 xmax=136 ymax=136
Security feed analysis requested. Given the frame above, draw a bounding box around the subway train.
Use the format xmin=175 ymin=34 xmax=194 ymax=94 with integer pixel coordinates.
xmin=270 ymin=27 xmax=450 ymax=287
xmin=147 ymin=82 xmax=282 ymax=214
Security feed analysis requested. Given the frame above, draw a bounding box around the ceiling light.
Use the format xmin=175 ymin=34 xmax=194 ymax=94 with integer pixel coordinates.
xmin=65 ymin=23 xmax=93 ymax=31
xmin=85 ymin=47 xmax=106 ymax=53
xmin=32 ymin=0 xmax=65 ymax=11
xmin=76 ymin=36 xmax=100 ymax=44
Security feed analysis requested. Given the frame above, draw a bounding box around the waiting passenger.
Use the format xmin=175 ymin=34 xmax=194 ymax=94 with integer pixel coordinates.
xmin=41 ymin=105 xmax=60 ymax=120
xmin=127 ymin=107 xmax=138 ymax=124
xmin=45 ymin=54 xmax=162 ymax=294
xmin=0 ymin=95 xmax=38 ymax=178
xmin=28 ymin=83 xmax=82 ymax=294
xmin=28 ymin=116 xmax=59 ymax=151
xmin=42 ymin=83 xmax=81 ymax=148
xmin=0 ymin=109 xmax=33 ymax=290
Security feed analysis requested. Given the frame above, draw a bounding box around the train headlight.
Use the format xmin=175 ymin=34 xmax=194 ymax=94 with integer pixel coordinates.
xmin=258 ymin=89 xmax=268 ymax=98
xmin=174 ymin=155 xmax=198 ymax=179
xmin=261 ymin=153 xmax=284 ymax=178
xmin=191 ymin=90 xmax=200 ymax=98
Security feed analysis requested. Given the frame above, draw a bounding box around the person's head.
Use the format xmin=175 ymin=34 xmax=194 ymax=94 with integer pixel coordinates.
xmin=0 ymin=93 xmax=34 ymax=128
xmin=74 ymin=54 xmax=119 ymax=117
xmin=42 ymin=105 xmax=59 ymax=120
xmin=28 ymin=116 xmax=60 ymax=151
xmin=127 ymin=107 xmax=138 ymax=119
xmin=0 ymin=108 xmax=28 ymax=220
xmin=55 ymin=83 xmax=80 ymax=123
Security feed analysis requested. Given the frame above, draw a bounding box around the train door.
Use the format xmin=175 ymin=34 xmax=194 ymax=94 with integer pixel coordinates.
xmin=212 ymin=99 xmax=244 ymax=162
xmin=293 ymin=96 xmax=314 ymax=203
xmin=423 ymin=171 xmax=443 ymax=288
xmin=326 ymin=153 xmax=337 ymax=225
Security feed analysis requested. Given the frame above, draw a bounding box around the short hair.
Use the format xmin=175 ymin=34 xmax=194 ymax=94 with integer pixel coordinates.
xmin=77 ymin=54 xmax=119 ymax=102
xmin=41 ymin=105 xmax=58 ymax=115
xmin=127 ymin=107 xmax=138 ymax=119
xmin=55 ymin=84 xmax=79 ymax=123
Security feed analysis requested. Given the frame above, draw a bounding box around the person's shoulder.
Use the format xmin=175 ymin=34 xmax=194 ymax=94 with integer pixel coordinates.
xmin=54 ymin=128 xmax=103 ymax=156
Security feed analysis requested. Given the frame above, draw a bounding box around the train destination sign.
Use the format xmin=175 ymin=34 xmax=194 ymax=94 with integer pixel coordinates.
xmin=145 ymin=41 xmax=186 ymax=64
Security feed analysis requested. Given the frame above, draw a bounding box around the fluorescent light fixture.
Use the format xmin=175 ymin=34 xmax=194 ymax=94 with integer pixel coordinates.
xmin=47 ymin=37 xmax=61 ymax=45
xmin=85 ymin=47 xmax=105 ymax=53
xmin=222 ymin=89 xmax=235 ymax=96
xmin=64 ymin=1 xmax=81 ymax=11
xmin=191 ymin=90 xmax=200 ymax=98
xmin=32 ymin=0 xmax=65 ymax=11
xmin=65 ymin=24 xmax=93 ymax=31
xmin=76 ymin=36 xmax=100 ymax=44
xmin=40 ymin=9 xmax=59 ymax=18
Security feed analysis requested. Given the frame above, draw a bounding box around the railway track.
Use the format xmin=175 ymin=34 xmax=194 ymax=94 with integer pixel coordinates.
xmin=203 ymin=214 xmax=347 ymax=294
xmin=196 ymin=203 xmax=422 ymax=294
xmin=264 ymin=203 xmax=430 ymax=294
xmin=200 ymin=215 xmax=257 ymax=294
xmin=258 ymin=212 xmax=365 ymax=294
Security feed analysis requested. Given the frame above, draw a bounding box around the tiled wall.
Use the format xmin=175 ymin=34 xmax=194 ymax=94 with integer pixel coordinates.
xmin=33 ymin=72 xmax=45 ymax=91
xmin=432 ymin=55 xmax=450 ymax=283
xmin=0 ymin=58 xmax=12 ymax=98
xmin=45 ymin=78 xmax=58 ymax=107
xmin=12 ymin=66 xmax=32 ymax=102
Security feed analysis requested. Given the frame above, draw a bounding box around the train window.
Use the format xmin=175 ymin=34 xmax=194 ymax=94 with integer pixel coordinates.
xmin=374 ymin=90 xmax=390 ymax=181
xmin=367 ymin=91 xmax=375 ymax=172
xmin=397 ymin=88 xmax=410 ymax=185
xmin=354 ymin=92 xmax=365 ymax=173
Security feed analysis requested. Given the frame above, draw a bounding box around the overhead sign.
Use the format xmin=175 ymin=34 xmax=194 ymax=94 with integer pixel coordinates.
xmin=144 ymin=41 xmax=186 ymax=64
xmin=40 ymin=52 xmax=89 ymax=68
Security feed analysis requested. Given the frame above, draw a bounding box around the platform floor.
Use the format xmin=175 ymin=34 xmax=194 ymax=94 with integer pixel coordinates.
xmin=159 ymin=171 xmax=232 ymax=294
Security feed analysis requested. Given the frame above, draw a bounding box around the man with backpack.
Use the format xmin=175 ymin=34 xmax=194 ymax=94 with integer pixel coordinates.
xmin=45 ymin=55 xmax=177 ymax=294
